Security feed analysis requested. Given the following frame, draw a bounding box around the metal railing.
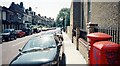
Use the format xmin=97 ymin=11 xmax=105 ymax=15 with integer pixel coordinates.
xmin=79 ymin=29 xmax=87 ymax=41
xmin=95 ymin=27 xmax=120 ymax=44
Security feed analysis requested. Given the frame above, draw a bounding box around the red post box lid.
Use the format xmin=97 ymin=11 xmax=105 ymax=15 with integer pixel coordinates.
xmin=87 ymin=32 xmax=112 ymax=41
xmin=93 ymin=41 xmax=119 ymax=52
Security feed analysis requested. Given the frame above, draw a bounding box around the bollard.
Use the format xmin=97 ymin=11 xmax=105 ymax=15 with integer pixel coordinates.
xmin=87 ymin=32 xmax=112 ymax=64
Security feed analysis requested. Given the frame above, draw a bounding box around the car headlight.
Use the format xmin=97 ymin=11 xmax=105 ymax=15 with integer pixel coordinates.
xmin=41 ymin=60 xmax=58 ymax=66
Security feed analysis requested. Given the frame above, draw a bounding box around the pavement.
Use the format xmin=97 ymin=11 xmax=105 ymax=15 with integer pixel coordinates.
xmin=62 ymin=32 xmax=87 ymax=64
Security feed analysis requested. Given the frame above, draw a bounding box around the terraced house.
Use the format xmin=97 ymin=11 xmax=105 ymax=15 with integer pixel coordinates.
xmin=1 ymin=2 xmax=55 ymax=31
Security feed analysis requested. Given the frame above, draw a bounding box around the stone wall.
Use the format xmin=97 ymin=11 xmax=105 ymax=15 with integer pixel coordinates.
xmin=78 ymin=38 xmax=89 ymax=63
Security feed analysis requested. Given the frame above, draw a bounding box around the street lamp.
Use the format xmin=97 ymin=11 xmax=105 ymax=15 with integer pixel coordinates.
xmin=59 ymin=17 xmax=65 ymax=31
xmin=63 ymin=12 xmax=68 ymax=32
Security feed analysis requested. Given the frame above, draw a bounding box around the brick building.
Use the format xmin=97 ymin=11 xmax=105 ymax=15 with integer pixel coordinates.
xmin=9 ymin=2 xmax=25 ymax=30
xmin=87 ymin=2 xmax=120 ymax=29
xmin=69 ymin=0 xmax=120 ymax=36
xmin=68 ymin=0 xmax=120 ymax=62
xmin=86 ymin=1 xmax=120 ymax=43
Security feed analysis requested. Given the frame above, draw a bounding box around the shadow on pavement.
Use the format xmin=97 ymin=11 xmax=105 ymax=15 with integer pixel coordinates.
xmin=60 ymin=53 xmax=66 ymax=66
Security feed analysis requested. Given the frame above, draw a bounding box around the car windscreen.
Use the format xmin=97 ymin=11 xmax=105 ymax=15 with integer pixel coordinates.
xmin=45 ymin=31 xmax=55 ymax=35
xmin=3 ymin=29 xmax=10 ymax=33
xmin=22 ymin=36 xmax=56 ymax=52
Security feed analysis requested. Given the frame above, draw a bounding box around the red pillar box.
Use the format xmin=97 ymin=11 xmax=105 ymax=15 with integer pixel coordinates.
xmin=87 ymin=32 xmax=112 ymax=64
xmin=87 ymin=32 xmax=112 ymax=46
xmin=93 ymin=41 xmax=120 ymax=65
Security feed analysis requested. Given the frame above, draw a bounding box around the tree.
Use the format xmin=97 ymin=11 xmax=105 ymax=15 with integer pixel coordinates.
xmin=56 ymin=8 xmax=70 ymax=27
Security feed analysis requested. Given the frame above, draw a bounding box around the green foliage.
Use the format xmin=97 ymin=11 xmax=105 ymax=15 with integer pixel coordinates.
xmin=56 ymin=8 xmax=70 ymax=27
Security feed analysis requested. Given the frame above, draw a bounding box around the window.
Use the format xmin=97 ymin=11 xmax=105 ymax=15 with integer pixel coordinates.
xmin=0 ymin=11 xmax=1 ymax=19
xmin=2 ymin=11 xmax=6 ymax=20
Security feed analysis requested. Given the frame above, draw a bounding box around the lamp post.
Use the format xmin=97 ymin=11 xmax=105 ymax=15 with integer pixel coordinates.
xmin=63 ymin=13 xmax=67 ymax=32
xmin=59 ymin=11 xmax=68 ymax=32
xmin=59 ymin=17 xmax=65 ymax=31
xmin=62 ymin=17 xmax=65 ymax=32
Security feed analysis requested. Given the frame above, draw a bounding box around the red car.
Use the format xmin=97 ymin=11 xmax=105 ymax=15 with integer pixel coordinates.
xmin=16 ymin=30 xmax=25 ymax=38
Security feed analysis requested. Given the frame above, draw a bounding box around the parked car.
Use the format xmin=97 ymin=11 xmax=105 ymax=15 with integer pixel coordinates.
xmin=16 ymin=30 xmax=25 ymax=38
xmin=21 ymin=28 xmax=32 ymax=36
xmin=43 ymin=30 xmax=56 ymax=35
xmin=10 ymin=35 xmax=64 ymax=66
xmin=33 ymin=28 xmax=39 ymax=33
xmin=2 ymin=29 xmax=17 ymax=41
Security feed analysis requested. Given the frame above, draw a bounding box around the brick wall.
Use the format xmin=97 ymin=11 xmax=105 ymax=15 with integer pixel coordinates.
xmin=91 ymin=2 xmax=119 ymax=29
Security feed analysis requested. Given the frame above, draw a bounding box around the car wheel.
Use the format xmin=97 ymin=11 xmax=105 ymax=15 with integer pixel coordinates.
xmin=5 ymin=39 xmax=8 ymax=42
xmin=5 ymin=37 xmax=10 ymax=41
xmin=23 ymin=34 xmax=25 ymax=37
xmin=20 ymin=35 xmax=22 ymax=38
xmin=57 ymin=57 xmax=61 ymax=66
xmin=9 ymin=37 xmax=11 ymax=41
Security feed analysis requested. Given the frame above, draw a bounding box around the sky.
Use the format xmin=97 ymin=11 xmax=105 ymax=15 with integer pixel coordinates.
xmin=0 ymin=0 xmax=71 ymax=20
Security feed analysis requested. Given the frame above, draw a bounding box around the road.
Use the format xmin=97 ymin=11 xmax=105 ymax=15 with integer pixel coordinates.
xmin=1 ymin=32 xmax=42 ymax=65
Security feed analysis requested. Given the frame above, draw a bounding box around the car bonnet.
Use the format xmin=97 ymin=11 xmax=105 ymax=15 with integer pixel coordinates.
xmin=11 ymin=48 xmax=57 ymax=64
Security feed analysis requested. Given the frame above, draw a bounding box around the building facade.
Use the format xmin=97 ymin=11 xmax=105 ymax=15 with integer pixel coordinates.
xmin=70 ymin=1 xmax=81 ymax=29
xmin=69 ymin=0 xmax=120 ymax=43
xmin=2 ymin=7 xmax=7 ymax=30
xmin=70 ymin=0 xmax=120 ymax=34
xmin=69 ymin=0 xmax=120 ymax=62
xmin=0 ymin=6 xmax=2 ymax=43
xmin=69 ymin=0 xmax=86 ymax=39
xmin=1 ymin=2 xmax=55 ymax=32
xmin=9 ymin=2 xmax=25 ymax=30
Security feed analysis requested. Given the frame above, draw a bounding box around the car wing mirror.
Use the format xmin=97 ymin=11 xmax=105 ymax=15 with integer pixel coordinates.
xmin=58 ymin=43 xmax=62 ymax=46
xmin=58 ymin=41 xmax=62 ymax=46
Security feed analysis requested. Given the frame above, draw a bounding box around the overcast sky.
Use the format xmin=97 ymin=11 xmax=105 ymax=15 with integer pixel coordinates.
xmin=0 ymin=0 xmax=71 ymax=20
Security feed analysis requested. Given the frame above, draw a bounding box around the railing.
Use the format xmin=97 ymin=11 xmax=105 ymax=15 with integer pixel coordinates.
xmin=72 ymin=29 xmax=76 ymax=37
xmin=72 ymin=29 xmax=87 ymax=41
xmin=80 ymin=29 xmax=87 ymax=42
xmin=95 ymin=27 xmax=120 ymax=44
